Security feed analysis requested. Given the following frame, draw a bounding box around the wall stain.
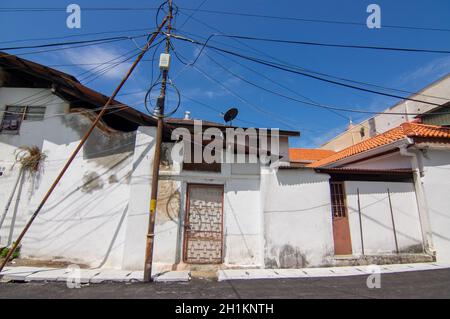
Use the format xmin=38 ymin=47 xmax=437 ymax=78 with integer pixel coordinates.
xmin=62 ymin=114 xmax=135 ymax=165
xmin=265 ymin=245 xmax=308 ymax=269
xmin=279 ymin=245 xmax=308 ymax=269
xmin=108 ymin=174 xmax=119 ymax=184
xmin=155 ymin=180 xmax=181 ymax=224
xmin=399 ymin=244 xmax=424 ymax=254
xmin=81 ymin=171 xmax=104 ymax=194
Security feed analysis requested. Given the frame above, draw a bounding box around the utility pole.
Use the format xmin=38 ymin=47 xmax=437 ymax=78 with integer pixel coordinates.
xmin=143 ymin=0 xmax=173 ymax=282
xmin=0 ymin=18 xmax=168 ymax=274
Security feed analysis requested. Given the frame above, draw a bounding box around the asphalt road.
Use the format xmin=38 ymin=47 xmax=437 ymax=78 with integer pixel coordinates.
xmin=0 ymin=269 xmax=449 ymax=299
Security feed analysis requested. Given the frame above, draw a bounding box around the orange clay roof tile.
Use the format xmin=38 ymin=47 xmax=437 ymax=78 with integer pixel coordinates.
xmin=308 ymin=123 xmax=450 ymax=168
xmin=289 ymin=148 xmax=336 ymax=163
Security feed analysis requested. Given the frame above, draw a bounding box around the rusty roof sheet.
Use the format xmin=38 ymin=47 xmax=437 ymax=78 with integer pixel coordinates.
xmin=0 ymin=52 xmax=300 ymax=136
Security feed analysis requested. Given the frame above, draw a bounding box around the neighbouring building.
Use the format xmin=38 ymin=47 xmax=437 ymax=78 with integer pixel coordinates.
xmin=320 ymin=74 xmax=450 ymax=151
xmin=418 ymin=101 xmax=450 ymax=127
xmin=1 ymin=53 xmax=450 ymax=275
xmin=309 ymin=122 xmax=450 ymax=263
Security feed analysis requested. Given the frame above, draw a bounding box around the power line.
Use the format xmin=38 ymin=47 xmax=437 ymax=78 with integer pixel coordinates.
xmin=215 ymin=34 xmax=450 ymax=54
xmin=0 ymin=38 xmax=133 ymax=57
xmin=172 ymin=35 xmax=450 ymax=117
xmin=206 ymin=47 xmax=349 ymax=121
xmin=3 ymin=9 xmax=448 ymax=103
xmin=176 ymin=25 xmax=450 ymax=103
xmin=0 ymin=60 xmax=153 ymax=69
xmin=78 ymin=49 xmax=142 ymax=84
xmin=181 ymin=94 xmax=328 ymax=133
xmin=1 ymin=39 xmax=163 ymax=92
xmin=174 ymin=17 xmax=352 ymax=122
xmin=0 ymin=34 xmax=149 ymax=51
xmin=179 ymin=7 xmax=450 ymax=33
xmin=178 ymin=12 xmax=284 ymax=67
xmin=170 ymin=44 xmax=301 ymax=130
xmin=192 ymin=45 xmax=450 ymax=117
xmin=177 ymin=0 xmax=208 ymax=29
xmin=75 ymin=47 xmax=140 ymax=78
xmin=173 ymin=16 xmax=446 ymax=119
xmin=0 ymin=27 xmax=156 ymax=46
xmin=172 ymin=34 xmax=446 ymax=108
xmin=202 ymin=51 xmax=367 ymax=116
xmin=2 ymin=6 xmax=450 ymax=33
xmin=0 ymin=7 xmax=159 ymax=12
xmin=82 ymin=56 xmax=138 ymax=85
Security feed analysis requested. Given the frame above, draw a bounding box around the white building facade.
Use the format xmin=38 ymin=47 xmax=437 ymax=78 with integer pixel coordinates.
xmin=1 ymin=53 xmax=450 ymax=275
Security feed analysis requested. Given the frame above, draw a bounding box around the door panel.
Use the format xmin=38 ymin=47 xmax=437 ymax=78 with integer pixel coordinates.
xmin=183 ymin=184 xmax=224 ymax=264
xmin=330 ymin=182 xmax=352 ymax=255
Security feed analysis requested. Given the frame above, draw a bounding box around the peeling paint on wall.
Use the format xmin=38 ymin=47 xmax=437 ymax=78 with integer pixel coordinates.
xmin=265 ymin=245 xmax=308 ymax=269
xmin=160 ymin=143 xmax=174 ymax=171
xmin=62 ymin=113 xmax=135 ymax=162
xmin=156 ymin=180 xmax=181 ymax=224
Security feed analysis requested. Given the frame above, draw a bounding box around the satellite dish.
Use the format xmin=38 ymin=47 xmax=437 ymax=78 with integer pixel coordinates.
xmin=223 ymin=108 xmax=238 ymax=125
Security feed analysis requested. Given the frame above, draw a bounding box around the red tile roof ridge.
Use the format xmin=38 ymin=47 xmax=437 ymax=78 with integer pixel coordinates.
xmin=308 ymin=123 xmax=450 ymax=168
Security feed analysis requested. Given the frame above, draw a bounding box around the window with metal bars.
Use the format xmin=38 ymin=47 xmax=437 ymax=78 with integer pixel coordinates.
xmin=330 ymin=181 xmax=348 ymax=218
xmin=1 ymin=105 xmax=46 ymax=134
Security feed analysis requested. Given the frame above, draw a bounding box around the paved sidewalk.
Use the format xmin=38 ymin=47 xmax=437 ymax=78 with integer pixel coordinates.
xmin=1 ymin=262 xmax=449 ymax=284
xmin=2 ymin=268 xmax=450 ymax=299
xmin=218 ymin=262 xmax=450 ymax=281
xmin=0 ymin=267 xmax=190 ymax=283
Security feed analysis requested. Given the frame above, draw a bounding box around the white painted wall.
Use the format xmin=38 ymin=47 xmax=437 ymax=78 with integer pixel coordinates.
xmin=345 ymin=152 xmax=412 ymax=170
xmin=263 ymin=169 xmax=334 ymax=268
xmin=160 ymin=158 xmax=265 ymax=269
xmin=4 ymin=88 xmax=445 ymax=271
xmin=121 ymin=127 xmax=156 ymax=270
xmin=345 ymin=181 xmax=423 ymax=256
xmin=1 ymin=87 xmax=136 ymax=269
xmin=421 ymin=149 xmax=450 ymax=262
xmin=224 ymin=176 xmax=263 ymax=268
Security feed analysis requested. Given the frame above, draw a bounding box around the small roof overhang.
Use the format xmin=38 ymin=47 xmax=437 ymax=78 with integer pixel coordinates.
xmin=315 ymin=167 xmax=414 ymax=182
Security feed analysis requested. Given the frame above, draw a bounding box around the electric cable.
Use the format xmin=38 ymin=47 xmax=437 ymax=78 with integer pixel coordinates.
xmin=172 ymin=34 xmax=450 ymax=110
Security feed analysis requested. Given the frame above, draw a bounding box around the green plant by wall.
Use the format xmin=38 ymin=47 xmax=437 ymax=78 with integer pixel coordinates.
xmin=0 ymin=243 xmax=21 ymax=260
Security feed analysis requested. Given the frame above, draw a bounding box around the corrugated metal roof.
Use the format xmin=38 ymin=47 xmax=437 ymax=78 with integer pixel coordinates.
xmin=0 ymin=52 xmax=300 ymax=136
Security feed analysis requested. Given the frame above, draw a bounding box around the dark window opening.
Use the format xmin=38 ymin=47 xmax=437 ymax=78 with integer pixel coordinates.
xmin=182 ymin=143 xmax=222 ymax=173
xmin=1 ymin=105 xmax=46 ymax=134
xmin=330 ymin=181 xmax=348 ymax=218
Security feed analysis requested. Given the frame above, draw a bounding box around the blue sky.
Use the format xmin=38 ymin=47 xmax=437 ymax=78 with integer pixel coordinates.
xmin=1 ymin=0 xmax=450 ymax=147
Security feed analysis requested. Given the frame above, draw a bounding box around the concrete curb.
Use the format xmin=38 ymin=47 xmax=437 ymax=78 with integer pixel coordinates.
xmin=217 ymin=263 xmax=450 ymax=281
xmin=0 ymin=267 xmax=191 ymax=284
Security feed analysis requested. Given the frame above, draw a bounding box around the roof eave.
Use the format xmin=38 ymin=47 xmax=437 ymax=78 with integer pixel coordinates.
xmin=316 ymin=137 xmax=414 ymax=168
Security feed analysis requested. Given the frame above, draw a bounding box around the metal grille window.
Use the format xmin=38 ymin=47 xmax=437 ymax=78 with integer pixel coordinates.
xmin=330 ymin=182 xmax=348 ymax=218
xmin=1 ymin=106 xmax=46 ymax=134
xmin=24 ymin=106 xmax=46 ymax=121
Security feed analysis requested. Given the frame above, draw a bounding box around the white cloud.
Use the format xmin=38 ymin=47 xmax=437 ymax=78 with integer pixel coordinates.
xmin=61 ymin=45 xmax=133 ymax=81
xmin=396 ymin=56 xmax=450 ymax=88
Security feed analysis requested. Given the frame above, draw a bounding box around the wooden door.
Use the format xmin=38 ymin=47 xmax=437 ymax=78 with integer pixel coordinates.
xmin=183 ymin=184 xmax=224 ymax=264
xmin=330 ymin=182 xmax=352 ymax=255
